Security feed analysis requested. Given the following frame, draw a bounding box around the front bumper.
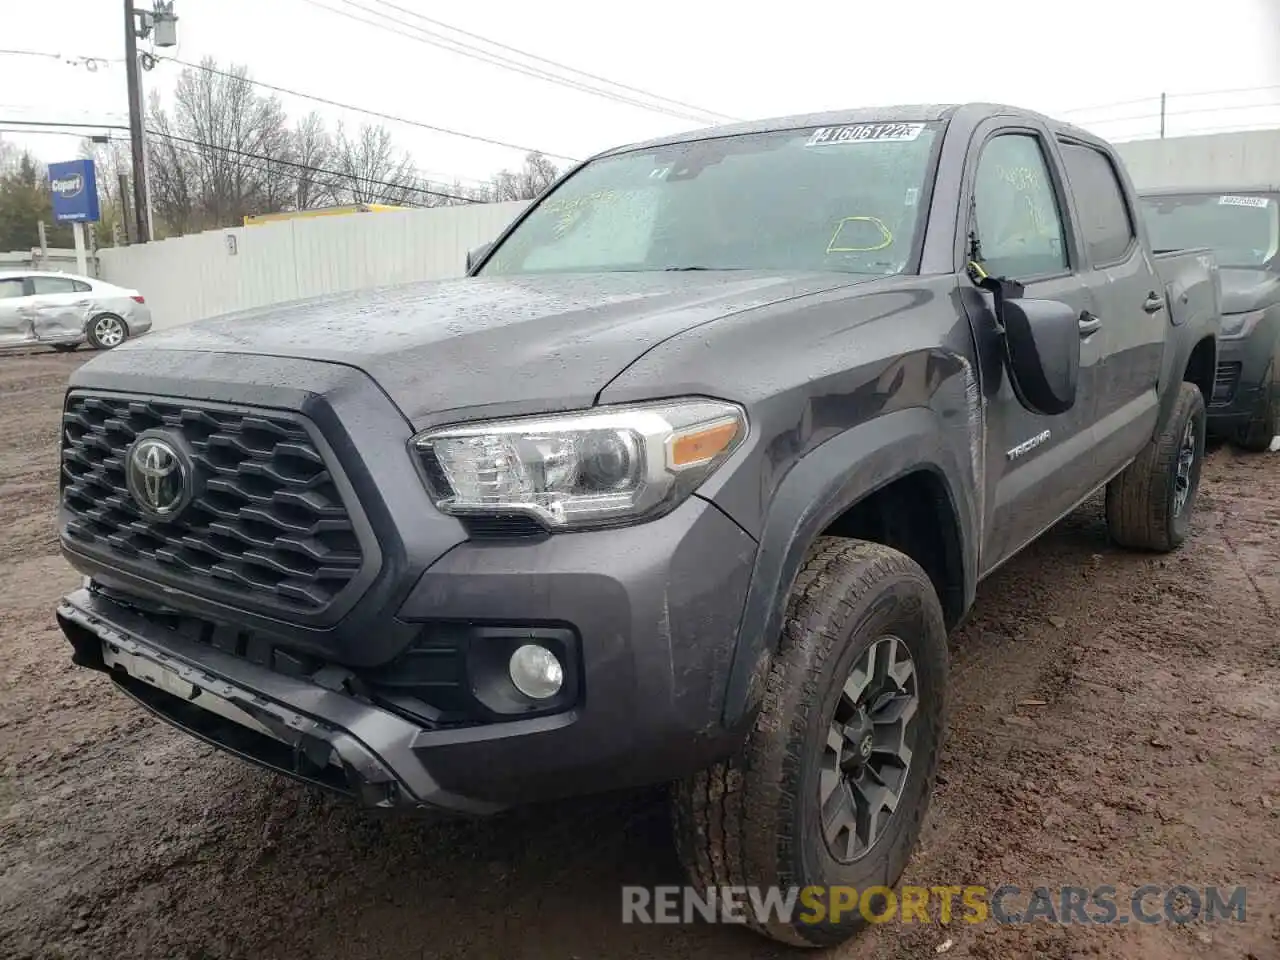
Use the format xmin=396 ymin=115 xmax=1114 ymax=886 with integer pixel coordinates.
xmin=1207 ymin=318 xmax=1278 ymax=427
xmin=57 ymin=495 xmax=760 ymax=813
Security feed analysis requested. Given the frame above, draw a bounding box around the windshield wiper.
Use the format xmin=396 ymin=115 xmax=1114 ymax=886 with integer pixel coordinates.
xmin=662 ymin=266 xmax=740 ymax=271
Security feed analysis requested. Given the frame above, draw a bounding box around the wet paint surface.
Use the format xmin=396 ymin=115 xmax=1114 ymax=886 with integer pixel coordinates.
xmin=117 ymin=272 xmax=867 ymax=426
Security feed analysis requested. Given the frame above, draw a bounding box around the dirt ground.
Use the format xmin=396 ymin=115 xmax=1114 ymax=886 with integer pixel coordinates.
xmin=0 ymin=349 xmax=1276 ymax=960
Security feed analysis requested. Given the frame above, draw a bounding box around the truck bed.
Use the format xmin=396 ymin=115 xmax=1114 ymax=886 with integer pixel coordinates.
xmin=1153 ymin=246 xmax=1220 ymax=330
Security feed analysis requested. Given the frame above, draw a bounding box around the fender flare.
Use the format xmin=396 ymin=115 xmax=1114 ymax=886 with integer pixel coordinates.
xmin=719 ymin=407 xmax=978 ymax=727
xmin=1155 ymin=327 xmax=1217 ymax=439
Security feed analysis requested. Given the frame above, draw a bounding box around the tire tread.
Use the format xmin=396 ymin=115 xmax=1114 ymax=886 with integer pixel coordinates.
xmin=1105 ymin=382 xmax=1204 ymax=552
xmin=672 ymin=537 xmax=947 ymax=948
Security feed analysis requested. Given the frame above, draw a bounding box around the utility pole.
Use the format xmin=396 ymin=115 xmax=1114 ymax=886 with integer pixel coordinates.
xmin=1159 ymin=92 xmax=1167 ymax=140
xmin=124 ymin=0 xmax=150 ymax=242
xmin=118 ymin=172 xmax=134 ymax=244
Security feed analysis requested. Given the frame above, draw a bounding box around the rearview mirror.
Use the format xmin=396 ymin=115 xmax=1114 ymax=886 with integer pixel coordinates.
xmin=1001 ymin=298 xmax=1080 ymax=416
xmin=466 ymin=242 xmax=494 ymax=274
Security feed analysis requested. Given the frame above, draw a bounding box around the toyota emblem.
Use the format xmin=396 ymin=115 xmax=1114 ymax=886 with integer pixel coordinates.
xmin=126 ymin=435 xmax=192 ymax=519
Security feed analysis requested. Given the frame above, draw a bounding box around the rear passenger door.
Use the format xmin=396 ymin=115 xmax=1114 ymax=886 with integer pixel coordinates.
xmin=0 ymin=276 xmax=33 ymax=347
xmin=963 ymin=125 xmax=1109 ymax=573
xmin=1056 ymin=139 xmax=1165 ymax=469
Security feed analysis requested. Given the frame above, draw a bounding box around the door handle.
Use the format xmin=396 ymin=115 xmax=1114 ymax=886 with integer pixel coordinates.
xmin=1078 ymin=312 xmax=1102 ymax=337
xmin=1142 ymin=292 xmax=1165 ymax=314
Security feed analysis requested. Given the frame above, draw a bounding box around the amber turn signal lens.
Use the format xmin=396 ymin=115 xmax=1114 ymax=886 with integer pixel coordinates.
xmin=669 ymin=420 xmax=740 ymax=469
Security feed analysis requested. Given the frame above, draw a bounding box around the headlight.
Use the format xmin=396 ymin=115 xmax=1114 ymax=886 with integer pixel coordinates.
xmin=1220 ymin=309 xmax=1265 ymax=340
xmin=412 ymin=399 xmax=746 ymax=530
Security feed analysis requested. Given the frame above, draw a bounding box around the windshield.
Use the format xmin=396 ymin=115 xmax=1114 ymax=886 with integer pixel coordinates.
xmin=1139 ymin=192 xmax=1280 ymax=269
xmin=478 ymin=122 xmax=942 ymax=277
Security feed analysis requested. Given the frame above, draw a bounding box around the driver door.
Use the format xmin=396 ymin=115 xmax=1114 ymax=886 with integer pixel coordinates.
xmin=0 ymin=276 xmax=33 ymax=347
xmin=964 ymin=126 xmax=1108 ymax=574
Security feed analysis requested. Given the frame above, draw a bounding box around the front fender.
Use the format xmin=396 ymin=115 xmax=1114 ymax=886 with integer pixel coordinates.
xmin=718 ymin=407 xmax=978 ymax=727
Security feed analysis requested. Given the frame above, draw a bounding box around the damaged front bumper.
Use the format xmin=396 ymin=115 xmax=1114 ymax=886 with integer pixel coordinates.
xmin=57 ymin=587 xmax=505 ymax=814
xmin=57 ymin=492 xmax=761 ymax=814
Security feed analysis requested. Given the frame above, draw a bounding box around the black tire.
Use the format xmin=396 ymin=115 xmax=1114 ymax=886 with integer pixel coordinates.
xmin=51 ymin=343 xmax=78 ymax=353
xmin=1236 ymin=362 xmax=1277 ymax=453
xmin=86 ymin=313 xmax=128 ymax=350
xmin=1105 ymin=381 xmax=1206 ymax=552
xmin=672 ymin=538 xmax=949 ymax=948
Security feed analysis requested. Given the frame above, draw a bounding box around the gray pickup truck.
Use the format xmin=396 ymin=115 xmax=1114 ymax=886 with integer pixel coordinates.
xmin=1139 ymin=186 xmax=1279 ymax=450
xmin=56 ymin=103 xmax=1219 ymax=947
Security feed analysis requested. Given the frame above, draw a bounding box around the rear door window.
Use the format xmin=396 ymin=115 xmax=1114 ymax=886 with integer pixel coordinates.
xmin=31 ymin=276 xmax=81 ymax=295
xmin=1058 ymin=142 xmax=1136 ymax=265
xmin=0 ymin=277 xmax=27 ymax=299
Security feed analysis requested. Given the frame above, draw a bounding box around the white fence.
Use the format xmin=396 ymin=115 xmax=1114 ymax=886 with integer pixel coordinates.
xmin=98 ymin=201 xmax=529 ymax=332
xmin=0 ymin=248 xmax=97 ymax=275
xmin=1114 ymin=129 xmax=1280 ymax=190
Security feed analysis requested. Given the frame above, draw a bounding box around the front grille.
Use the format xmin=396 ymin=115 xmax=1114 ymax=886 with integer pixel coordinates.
xmin=60 ymin=393 xmax=364 ymax=615
xmin=1211 ymin=361 xmax=1241 ymax=407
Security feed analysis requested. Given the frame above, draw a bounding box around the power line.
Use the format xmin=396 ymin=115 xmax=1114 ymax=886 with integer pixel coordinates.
xmin=0 ymin=48 xmax=120 ymax=71
xmin=1058 ymin=95 xmax=1161 ymax=116
xmin=0 ymin=117 xmax=504 ymax=192
xmin=363 ymin=0 xmax=738 ymax=122
xmin=0 ymin=127 xmax=127 ymax=139
xmin=1166 ymin=82 xmax=1280 ymax=100
xmin=147 ymin=128 xmax=480 ymax=204
xmin=0 ymin=118 xmax=483 ymax=204
xmin=1062 ymin=84 xmax=1280 ymax=118
xmin=153 ymin=134 xmax=467 ymax=207
xmin=142 ymin=128 xmax=480 ymax=206
xmin=308 ymin=0 xmax=736 ymax=126
xmin=0 ymin=119 xmax=131 ymax=131
xmin=160 ymin=55 xmax=579 ymax=162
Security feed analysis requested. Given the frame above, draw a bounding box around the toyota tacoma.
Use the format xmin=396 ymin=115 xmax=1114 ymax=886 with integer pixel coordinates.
xmin=56 ymin=103 xmax=1220 ymax=947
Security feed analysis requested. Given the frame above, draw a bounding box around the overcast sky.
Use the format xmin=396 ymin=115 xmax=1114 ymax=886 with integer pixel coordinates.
xmin=2 ymin=0 xmax=1278 ymax=187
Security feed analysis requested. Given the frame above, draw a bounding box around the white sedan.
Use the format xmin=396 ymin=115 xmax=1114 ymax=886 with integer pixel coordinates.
xmin=0 ymin=270 xmax=153 ymax=353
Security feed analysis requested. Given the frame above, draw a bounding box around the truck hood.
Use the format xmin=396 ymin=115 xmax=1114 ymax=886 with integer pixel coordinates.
xmin=1219 ymin=267 xmax=1280 ymax=315
xmin=124 ymin=272 xmax=861 ymax=426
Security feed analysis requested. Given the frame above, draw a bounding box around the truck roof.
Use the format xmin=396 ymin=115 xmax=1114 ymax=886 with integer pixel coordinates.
xmin=603 ymin=102 xmax=1107 ymax=156
xmin=1137 ymin=185 xmax=1280 ymax=197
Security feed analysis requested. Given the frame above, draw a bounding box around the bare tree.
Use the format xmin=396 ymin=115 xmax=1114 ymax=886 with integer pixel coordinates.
xmin=330 ymin=123 xmax=419 ymax=206
xmin=78 ymin=137 xmax=131 ymax=244
xmin=146 ymin=58 xmax=295 ymax=232
xmin=146 ymin=93 xmax=198 ymax=237
xmin=521 ymin=152 xmax=560 ymax=197
xmin=486 ymin=151 xmax=560 ymax=202
xmin=134 ymin=59 xmax=575 ymax=237
xmin=0 ymin=136 xmax=20 ymax=177
xmin=292 ymin=111 xmax=334 ymax=210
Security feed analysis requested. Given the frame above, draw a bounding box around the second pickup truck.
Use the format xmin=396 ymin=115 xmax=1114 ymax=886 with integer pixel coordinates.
xmin=56 ymin=102 xmax=1220 ymax=947
xmin=1140 ymin=186 xmax=1280 ymax=450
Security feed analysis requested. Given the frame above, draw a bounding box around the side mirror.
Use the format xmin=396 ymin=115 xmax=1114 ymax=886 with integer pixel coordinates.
xmin=1001 ymin=298 xmax=1080 ymax=416
xmin=465 ymin=242 xmax=494 ymax=274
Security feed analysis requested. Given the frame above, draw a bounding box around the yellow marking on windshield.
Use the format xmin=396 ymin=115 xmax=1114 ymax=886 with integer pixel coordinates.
xmin=827 ymin=216 xmax=893 ymax=254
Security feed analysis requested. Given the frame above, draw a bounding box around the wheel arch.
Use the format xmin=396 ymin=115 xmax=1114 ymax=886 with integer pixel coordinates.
xmin=720 ymin=407 xmax=977 ymax=727
xmin=1154 ymin=333 xmax=1216 ymax=442
xmin=1182 ymin=335 xmax=1216 ymax=406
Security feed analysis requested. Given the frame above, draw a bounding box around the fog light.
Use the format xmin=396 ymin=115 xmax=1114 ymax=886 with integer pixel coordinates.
xmin=509 ymin=644 xmax=564 ymax=699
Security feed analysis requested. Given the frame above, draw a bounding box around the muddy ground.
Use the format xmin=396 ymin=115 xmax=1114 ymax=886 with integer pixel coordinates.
xmin=0 ymin=349 xmax=1276 ymax=960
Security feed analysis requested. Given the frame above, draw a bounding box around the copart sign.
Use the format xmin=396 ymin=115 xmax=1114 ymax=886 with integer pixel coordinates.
xmin=48 ymin=158 xmax=100 ymax=223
